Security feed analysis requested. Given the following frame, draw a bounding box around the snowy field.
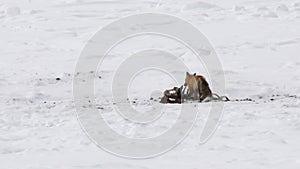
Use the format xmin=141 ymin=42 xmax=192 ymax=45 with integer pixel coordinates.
xmin=1 ymin=0 xmax=300 ymax=168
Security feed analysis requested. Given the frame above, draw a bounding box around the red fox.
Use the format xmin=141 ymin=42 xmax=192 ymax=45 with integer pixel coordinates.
xmin=184 ymin=72 xmax=212 ymax=102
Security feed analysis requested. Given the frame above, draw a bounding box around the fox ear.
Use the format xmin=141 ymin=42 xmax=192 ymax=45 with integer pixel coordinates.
xmin=186 ymin=72 xmax=189 ymax=76
xmin=193 ymin=73 xmax=196 ymax=76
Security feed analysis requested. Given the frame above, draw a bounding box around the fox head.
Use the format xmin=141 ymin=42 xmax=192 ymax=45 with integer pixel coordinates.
xmin=184 ymin=72 xmax=196 ymax=86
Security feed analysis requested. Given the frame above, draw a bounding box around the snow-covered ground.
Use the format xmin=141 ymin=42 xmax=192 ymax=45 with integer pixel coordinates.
xmin=1 ymin=0 xmax=300 ymax=168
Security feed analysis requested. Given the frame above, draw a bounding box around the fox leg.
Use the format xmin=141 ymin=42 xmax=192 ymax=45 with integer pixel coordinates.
xmin=198 ymin=82 xmax=205 ymax=102
xmin=193 ymin=91 xmax=200 ymax=100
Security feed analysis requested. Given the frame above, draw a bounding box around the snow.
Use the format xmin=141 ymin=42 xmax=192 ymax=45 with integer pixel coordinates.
xmin=0 ymin=0 xmax=300 ymax=168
